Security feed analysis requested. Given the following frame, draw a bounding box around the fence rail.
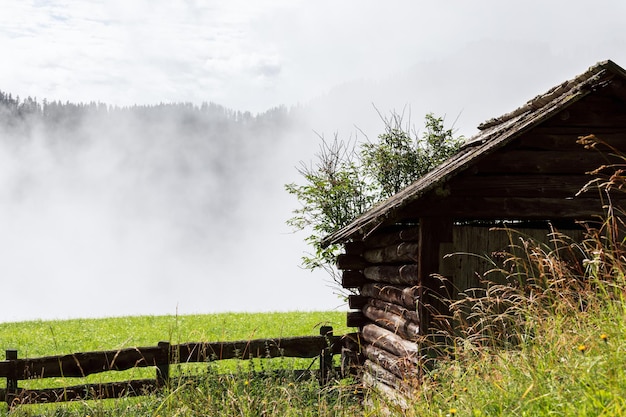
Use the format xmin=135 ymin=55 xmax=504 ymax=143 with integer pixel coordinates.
xmin=1 ymin=326 xmax=358 ymax=409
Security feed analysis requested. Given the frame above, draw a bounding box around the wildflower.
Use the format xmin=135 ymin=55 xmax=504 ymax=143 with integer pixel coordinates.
xmin=449 ymin=408 xmax=457 ymax=416
xmin=578 ymin=344 xmax=587 ymax=353
xmin=600 ymin=334 xmax=608 ymax=343
xmin=244 ymin=380 xmax=249 ymax=386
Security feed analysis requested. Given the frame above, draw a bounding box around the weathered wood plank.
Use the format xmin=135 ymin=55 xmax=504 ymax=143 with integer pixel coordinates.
xmin=446 ymin=175 xmax=592 ymax=198
xmin=336 ymin=254 xmax=368 ymax=270
xmin=473 ymin=150 xmax=621 ymax=174
xmin=541 ymin=93 xmax=626 ymax=127
xmin=176 ymin=335 xmax=342 ymax=362
xmin=400 ymin=196 xmax=617 ymax=219
xmin=9 ymin=346 xmax=165 ymax=379
xmin=361 ymin=324 xmax=419 ymax=362
xmin=363 ymin=265 xmax=418 ymax=285
xmin=348 ymin=294 xmax=368 ymax=309
xmin=367 ymin=298 xmax=419 ymax=324
xmin=360 ymin=283 xmax=419 ymax=310
xmin=363 ymin=344 xmax=417 ymax=378
xmin=445 ymin=225 xmax=586 ymax=293
xmin=8 ymin=379 xmax=157 ymax=405
xmin=530 ymin=126 xmax=626 ymax=137
xmin=363 ymin=242 xmax=419 ymax=264
xmin=363 ymin=226 xmax=420 ymax=248
xmin=363 ymin=360 xmax=419 ymax=399
xmin=0 ymin=360 xmax=11 ymax=378
xmin=362 ymin=371 xmax=410 ymax=410
xmin=343 ymin=241 xmax=365 ymax=255
xmin=347 ymin=311 xmax=368 ymax=328
xmin=514 ymin=132 xmax=626 ymax=151
xmin=341 ymin=270 xmax=369 ymax=288
xmin=417 ymin=217 xmax=453 ymax=334
xmin=364 ymin=360 xmax=405 ymax=391
xmin=362 ymin=304 xmax=419 ymax=341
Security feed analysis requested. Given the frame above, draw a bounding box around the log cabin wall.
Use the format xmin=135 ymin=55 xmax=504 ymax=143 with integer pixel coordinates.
xmin=339 ymin=225 xmax=423 ymax=394
xmin=338 ymin=223 xmax=585 ymax=395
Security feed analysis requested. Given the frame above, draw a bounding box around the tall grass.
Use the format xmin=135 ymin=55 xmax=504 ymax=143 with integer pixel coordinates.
xmin=408 ymin=226 xmax=626 ymax=416
xmin=5 ymin=372 xmax=362 ymax=417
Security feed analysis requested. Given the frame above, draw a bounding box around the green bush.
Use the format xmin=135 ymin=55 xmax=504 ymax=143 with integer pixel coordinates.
xmin=285 ymin=112 xmax=462 ymax=273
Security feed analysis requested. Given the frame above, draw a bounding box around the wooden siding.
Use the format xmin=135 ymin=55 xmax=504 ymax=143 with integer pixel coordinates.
xmin=339 ymin=225 xmax=421 ymax=395
xmin=397 ymin=90 xmax=626 ymax=221
xmin=440 ymin=225 xmax=585 ymax=294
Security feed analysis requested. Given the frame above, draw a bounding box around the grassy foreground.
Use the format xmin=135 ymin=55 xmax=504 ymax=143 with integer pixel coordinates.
xmin=0 ymin=311 xmax=363 ymax=416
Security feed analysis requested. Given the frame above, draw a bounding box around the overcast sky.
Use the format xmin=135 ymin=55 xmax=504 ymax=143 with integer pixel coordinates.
xmin=2 ymin=1 xmax=626 ymax=322
xmin=3 ymin=1 xmax=625 ymax=118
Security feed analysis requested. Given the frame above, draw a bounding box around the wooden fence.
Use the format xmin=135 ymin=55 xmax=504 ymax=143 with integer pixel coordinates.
xmin=1 ymin=326 xmax=359 ymax=409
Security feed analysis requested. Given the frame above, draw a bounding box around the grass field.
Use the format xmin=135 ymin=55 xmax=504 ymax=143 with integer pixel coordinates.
xmin=0 ymin=311 xmax=362 ymax=416
xmin=0 ymin=311 xmax=351 ymax=357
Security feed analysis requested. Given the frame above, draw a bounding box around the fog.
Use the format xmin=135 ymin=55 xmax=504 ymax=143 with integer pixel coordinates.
xmin=2 ymin=40 xmax=625 ymax=323
xmin=0 ymin=102 xmax=342 ymax=323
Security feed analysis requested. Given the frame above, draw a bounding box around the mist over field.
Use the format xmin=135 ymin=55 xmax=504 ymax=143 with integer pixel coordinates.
xmin=1 ymin=36 xmax=625 ymax=323
xmin=0 ymin=98 xmax=341 ymax=322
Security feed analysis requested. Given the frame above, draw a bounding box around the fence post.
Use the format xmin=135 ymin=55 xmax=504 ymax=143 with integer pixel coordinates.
xmin=156 ymin=342 xmax=170 ymax=388
xmin=319 ymin=326 xmax=333 ymax=385
xmin=5 ymin=349 xmax=18 ymax=409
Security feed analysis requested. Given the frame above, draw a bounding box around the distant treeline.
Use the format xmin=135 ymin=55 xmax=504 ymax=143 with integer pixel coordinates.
xmin=0 ymin=90 xmax=292 ymax=135
xmin=0 ymin=89 xmax=301 ymax=230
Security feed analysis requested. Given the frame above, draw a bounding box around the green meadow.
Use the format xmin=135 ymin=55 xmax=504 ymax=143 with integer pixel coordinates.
xmin=0 ymin=311 xmax=350 ymax=357
xmin=0 ymin=311 xmax=362 ymax=416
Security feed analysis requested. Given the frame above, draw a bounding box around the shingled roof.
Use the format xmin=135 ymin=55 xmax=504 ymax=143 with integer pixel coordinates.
xmin=321 ymin=60 xmax=626 ymax=247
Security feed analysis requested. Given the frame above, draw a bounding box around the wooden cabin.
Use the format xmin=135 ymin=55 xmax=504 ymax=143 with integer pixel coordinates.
xmin=322 ymin=60 xmax=626 ymax=396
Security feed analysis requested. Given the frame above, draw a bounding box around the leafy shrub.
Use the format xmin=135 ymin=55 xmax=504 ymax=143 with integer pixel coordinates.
xmin=285 ymin=112 xmax=462 ymax=273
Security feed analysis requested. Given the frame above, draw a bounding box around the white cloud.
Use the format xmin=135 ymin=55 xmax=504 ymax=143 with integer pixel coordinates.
xmin=3 ymin=0 xmax=626 ymax=112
